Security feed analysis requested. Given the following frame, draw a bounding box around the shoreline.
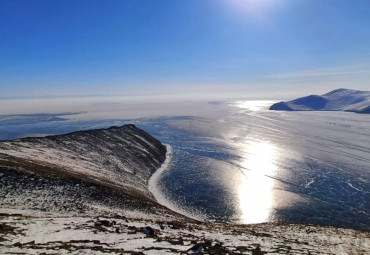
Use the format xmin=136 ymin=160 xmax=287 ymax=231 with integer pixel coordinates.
xmin=148 ymin=144 xmax=204 ymax=221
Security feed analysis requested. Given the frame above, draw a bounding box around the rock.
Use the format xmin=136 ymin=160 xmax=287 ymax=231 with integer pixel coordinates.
xmin=143 ymin=226 xmax=155 ymax=236
xmin=95 ymin=220 xmax=112 ymax=227
xmin=188 ymin=244 xmax=203 ymax=253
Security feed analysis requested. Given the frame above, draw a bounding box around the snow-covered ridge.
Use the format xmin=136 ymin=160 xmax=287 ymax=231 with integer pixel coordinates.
xmin=0 ymin=124 xmax=166 ymax=198
xmin=270 ymin=88 xmax=370 ymax=113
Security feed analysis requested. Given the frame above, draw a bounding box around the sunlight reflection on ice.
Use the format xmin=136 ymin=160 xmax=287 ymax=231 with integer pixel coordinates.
xmin=233 ymin=100 xmax=275 ymax=112
xmin=238 ymin=140 xmax=278 ymax=224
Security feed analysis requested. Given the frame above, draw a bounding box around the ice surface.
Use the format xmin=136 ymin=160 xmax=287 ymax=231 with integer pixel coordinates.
xmin=139 ymin=101 xmax=370 ymax=229
xmin=148 ymin=144 xmax=204 ymax=221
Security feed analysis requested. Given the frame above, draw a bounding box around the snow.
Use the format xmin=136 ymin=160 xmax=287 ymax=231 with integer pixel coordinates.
xmin=1 ymin=212 xmax=369 ymax=254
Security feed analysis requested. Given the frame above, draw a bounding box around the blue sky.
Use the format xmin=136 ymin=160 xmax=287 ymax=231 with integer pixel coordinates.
xmin=1 ymin=0 xmax=370 ymax=98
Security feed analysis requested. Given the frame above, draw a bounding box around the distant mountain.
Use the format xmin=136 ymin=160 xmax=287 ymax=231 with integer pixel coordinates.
xmin=269 ymin=89 xmax=370 ymax=113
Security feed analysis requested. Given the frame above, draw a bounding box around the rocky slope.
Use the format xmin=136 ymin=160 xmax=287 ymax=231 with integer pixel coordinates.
xmin=0 ymin=125 xmax=369 ymax=254
xmin=270 ymin=88 xmax=370 ymax=113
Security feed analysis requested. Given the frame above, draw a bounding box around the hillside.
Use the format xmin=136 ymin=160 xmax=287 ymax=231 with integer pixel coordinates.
xmin=270 ymin=88 xmax=370 ymax=113
xmin=0 ymin=124 xmax=166 ymax=199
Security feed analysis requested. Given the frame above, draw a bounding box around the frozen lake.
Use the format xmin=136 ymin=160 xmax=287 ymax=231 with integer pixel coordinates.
xmin=0 ymin=99 xmax=369 ymax=230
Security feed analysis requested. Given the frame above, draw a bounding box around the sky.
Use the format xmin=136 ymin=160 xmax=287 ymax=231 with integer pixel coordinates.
xmin=1 ymin=0 xmax=370 ymax=99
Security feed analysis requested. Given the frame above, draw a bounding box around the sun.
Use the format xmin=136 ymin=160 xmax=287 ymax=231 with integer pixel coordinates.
xmin=228 ymin=0 xmax=279 ymax=18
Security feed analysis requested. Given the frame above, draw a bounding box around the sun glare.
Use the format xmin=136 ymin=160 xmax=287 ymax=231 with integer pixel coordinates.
xmin=228 ymin=0 xmax=279 ymax=18
xmin=234 ymin=100 xmax=275 ymax=111
xmin=238 ymin=140 xmax=278 ymax=224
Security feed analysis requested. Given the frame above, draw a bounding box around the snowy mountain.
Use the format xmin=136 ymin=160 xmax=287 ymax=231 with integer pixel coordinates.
xmin=270 ymin=88 xmax=370 ymax=113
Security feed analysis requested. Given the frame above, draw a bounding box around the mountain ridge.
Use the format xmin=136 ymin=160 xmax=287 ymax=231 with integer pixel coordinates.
xmin=0 ymin=124 xmax=167 ymax=200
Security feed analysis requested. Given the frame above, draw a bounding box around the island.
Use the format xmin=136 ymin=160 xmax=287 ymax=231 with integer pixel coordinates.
xmin=270 ymin=88 xmax=370 ymax=113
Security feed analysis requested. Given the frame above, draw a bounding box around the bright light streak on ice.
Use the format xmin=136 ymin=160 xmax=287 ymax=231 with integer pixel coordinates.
xmin=233 ymin=100 xmax=275 ymax=111
xmin=238 ymin=140 xmax=278 ymax=224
